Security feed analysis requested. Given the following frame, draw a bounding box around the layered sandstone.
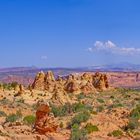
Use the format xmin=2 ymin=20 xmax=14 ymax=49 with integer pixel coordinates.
xmin=31 ymin=71 xmax=109 ymax=94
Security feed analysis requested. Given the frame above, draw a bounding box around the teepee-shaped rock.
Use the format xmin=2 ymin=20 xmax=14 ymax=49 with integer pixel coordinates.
xmin=45 ymin=71 xmax=55 ymax=81
xmin=44 ymin=71 xmax=56 ymax=92
xmin=32 ymin=71 xmax=45 ymax=90
xmin=80 ymin=80 xmax=97 ymax=94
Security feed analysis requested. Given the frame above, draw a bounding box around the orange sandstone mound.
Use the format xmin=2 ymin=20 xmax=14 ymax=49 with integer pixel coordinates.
xmin=31 ymin=71 xmax=109 ymax=94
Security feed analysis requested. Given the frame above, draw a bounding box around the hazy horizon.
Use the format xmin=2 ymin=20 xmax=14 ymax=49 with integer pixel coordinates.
xmin=0 ymin=0 xmax=140 ymax=67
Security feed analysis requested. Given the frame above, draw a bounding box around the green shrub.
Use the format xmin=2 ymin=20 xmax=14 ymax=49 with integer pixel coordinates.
xmin=70 ymin=124 xmax=87 ymax=140
xmin=59 ymin=122 xmax=64 ymax=128
xmin=130 ymin=104 xmax=140 ymax=119
xmin=0 ymin=111 xmax=7 ymax=117
xmin=76 ymin=93 xmax=85 ymax=100
xmin=72 ymin=102 xmax=92 ymax=113
xmin=16 ymin=98 xmax=25 ymax=103
xmin=51 ymin=102 xmax=92 ymax=117
xmin=51 ymin=103 xmax=71 ymax=117
xmin=6 ymin=114 xmax=19 ymax=122
xmin=127 ymin=118 xmax=139 ymax=130
xmin=32 ymin=103 xmax=38 ymax=110
xmin=16 ymin=110 xmax=22 ymax=118
xmin=6 ymin=110 xmax=22 ymax=123
xmin=71 ymin=111 xmax=90 ymax=127
xmin=108 ymin=103 xmax=123 ymax=109
xmin=110 ymin=96 xmax=114 ymax=99
xmin=97 ymin=98 xmax=104 ymax=103
xmin=125 ymin=104 xmax=140 ymax=130
xmin=84 ymin=123 xmax=99 ymax=134
xmin=11 ymin=82 xmax=18 ymax=89
xmin=0 ymin=98 xmax=11 ymax=105
xmin=23 ymin=115 xmax=36 ymax=125
xmin=96 ymin=105 xmax=104 ymax=112
xmin=108 ymin=130 xmax=123 ymax=137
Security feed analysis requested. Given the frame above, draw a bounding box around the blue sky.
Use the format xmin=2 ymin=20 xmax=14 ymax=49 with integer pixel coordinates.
xmin=0 ymin=0 xmax=140 ymax=67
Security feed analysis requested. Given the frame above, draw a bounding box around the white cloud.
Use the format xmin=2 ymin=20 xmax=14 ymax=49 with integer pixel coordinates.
xmin=88 ymin=40 xmax=140 ymax=55
xmin=41 ymin=55 xmax=48 ymax=60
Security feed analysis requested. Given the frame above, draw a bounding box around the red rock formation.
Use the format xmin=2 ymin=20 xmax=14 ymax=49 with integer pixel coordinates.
xmin=34 ymin=104 xmax=58 ymax=134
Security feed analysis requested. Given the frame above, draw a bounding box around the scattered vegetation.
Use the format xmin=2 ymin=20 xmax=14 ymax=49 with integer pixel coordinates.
xmin=107 ymin=103 xmax=123 ymax=109
xmin=23 ymin=115 xmax=36 ymax=125
xmin=51 ymin=102 xmax=93 ymax=117
xmin=59 ymin=122 xmax=64 ymax=128
xmin=125 ymin=104 xmax=140 ymax=131
xmin=76 ymin=92 xmax=85 ymax=100
xmin=130 ymin=104 xmax=140 ymax=119
xmin=1 ymin=82 xmax=18 ymax=90
xmin=6 ymin=110 xmax=22 ymax=122
xmin=72 ymin=102 xmax=92 ymax=113
xmin=108 ymin=130 xmax=123 ymax=137
xmin=0 ymin=98 xmax=11 ymax=105
xmin=16 ymin=98 xmax=25 ymax=103
xmin=84 ymin=123 xmax=99 ymax=134
xmin=96 ymin=105 xmax=104 ymax=112
xmin=70 ymin=123 xmax=87 ymax=140
xmin=51 ymin=103 xmax=72 ymax=117
xmin=0 ymin=111 xmax=7 ymax=117
xmin=70 ymin=111 xmax=90 ymax=127
xmin=97 ymin=98 xmax=104 ymax=103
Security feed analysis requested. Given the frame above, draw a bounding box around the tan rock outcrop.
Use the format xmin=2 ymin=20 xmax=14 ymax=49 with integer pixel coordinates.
xmin=32 ymin=71 xmax=56 ymax=92
xmin=45 ymin=71 xmax=55 ymax=81
xmin=14 ymin=84 xmax=20 ymax=92
xmin=51 ymin=87 xmax=70 ymax=105
xmin=14 ymin=84 xmax=25 ymax=96
xmin=44 ymin=71 xmax=56 ymax=92
xmin=31 ymin=71 xmax=109 ymax=94
xmin=93 ymin=72 xmax=109 ymax=91
xmin=32 ymin=71 xmax=45 ymax=90
xmin=80 ymin=80 xmax=97 ymax=94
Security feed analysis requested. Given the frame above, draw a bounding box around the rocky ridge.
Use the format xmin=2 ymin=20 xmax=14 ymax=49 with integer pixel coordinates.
xmin=31 ymin=71 xmax=109 ymax=93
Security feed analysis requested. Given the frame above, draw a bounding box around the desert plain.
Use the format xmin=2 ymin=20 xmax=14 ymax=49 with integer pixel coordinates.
xmin=0 ymin=70 xmax=140 ymax=140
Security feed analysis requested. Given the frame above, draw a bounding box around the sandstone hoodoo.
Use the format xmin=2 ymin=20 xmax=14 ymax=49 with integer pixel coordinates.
xmin=34 ymin=104 xmax=58 ymax=134
xmin=64 ymin=74 xmax=80 ymax=93
xmin=15 ymin=84 xmax=25 ymax=96
xmin=93 ymin=72 xmax=109 ymax=91
xmin=31 ymin=70 xmax=109 ymax=93
xmin=32 ymin=71 xmax=46 ymax=90
xmin=32 ymin=71 xmax=56 ymax=91
xmin=45 ymin=70 xmax=55 ymax=81
xmin=80 ymin=80 xmax=97 ymax=94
